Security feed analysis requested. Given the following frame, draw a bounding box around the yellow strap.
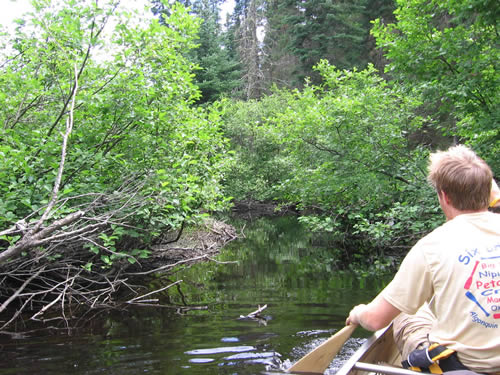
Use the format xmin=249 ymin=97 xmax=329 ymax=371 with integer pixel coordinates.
xmin=407 ymin=344 xmax=456 ymax=373
xmin=429 ymin=362 xmax=443 ymax=374
xmin=432 ymin=348 xmax=455 ymax=361
xmin=428 ymin=343 xmax=440 ymax=350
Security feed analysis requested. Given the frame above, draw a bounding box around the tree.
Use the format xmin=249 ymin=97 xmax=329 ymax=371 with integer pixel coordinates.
xmin=261 ymin=0 xmax=302 ymax=88
xmin=0 ymin=0 xmax=231 ymax=329
xmin=221 ymin=62 xmax=438 ymax=264
xmin=262 ymin=0 xmax=396 ymax=88
xmin=371 ymin=0 xmax=499 ymax=170
xmin=220 ymin=93 xmax=294 ymax=201
xmin=231 ymin=0 xmax=267 ymax=99
xmin=267 ymin=63 xmax=428 ymax=212
xmin=151 ymin=0 xmax=242 ymax=103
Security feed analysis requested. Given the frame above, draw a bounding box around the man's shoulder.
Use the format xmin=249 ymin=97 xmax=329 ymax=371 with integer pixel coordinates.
xmin=415 ymin=212 xmax=499 ymax=247
xmin=456 ymin=211 xmax=500 ymax=230
xmin=436 ymin=211 xmax=500 ymax=231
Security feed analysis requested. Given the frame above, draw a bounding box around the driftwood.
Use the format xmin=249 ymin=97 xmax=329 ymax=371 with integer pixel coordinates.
xmin=241 ymin=304 xmax=268 ymax=318
xmin=239 ymin=304 xmax=269 ymax=325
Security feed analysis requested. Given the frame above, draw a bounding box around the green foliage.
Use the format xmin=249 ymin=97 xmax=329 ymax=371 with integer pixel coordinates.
xmin=0 ymin=0 xmax=231 ymax=265
xmin=220 ymin=94 xmax=295 ymax=201
xmin=220 ymin=0 xmax=497 ymax=267
xmin=221 ymin=62 xmax=443 ymax=265
xmin=268 ymin=62 xmax=428 ymax=210
xmin=371 ymin=0 xmax=499 ymax=170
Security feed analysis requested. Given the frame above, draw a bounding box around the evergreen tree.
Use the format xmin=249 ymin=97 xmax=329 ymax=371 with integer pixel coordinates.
xmin=151 ymin=0 xmax=241 ymax=103
xmin=263 ymin=0 xmax=396 ymax=88
xmin=262 ymin=0 xmax=301 ymax=89
xmin=372 ymin=0 xmax=499 ymax=170
xmin=263 ymin=0 xmax=367 ymax=86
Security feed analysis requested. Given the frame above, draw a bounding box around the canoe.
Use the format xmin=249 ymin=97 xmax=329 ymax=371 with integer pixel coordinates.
xmin=335 ymin=324 xmax=420 ymax=375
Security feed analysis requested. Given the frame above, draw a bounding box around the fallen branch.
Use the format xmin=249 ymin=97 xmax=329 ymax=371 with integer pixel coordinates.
xmin=0 ymin=211 xmax=86 ymax=264
xmin=127 ymin=280 xmax=183 ymax=304
xmin=239 ymin=304 xmax=268 ymax=319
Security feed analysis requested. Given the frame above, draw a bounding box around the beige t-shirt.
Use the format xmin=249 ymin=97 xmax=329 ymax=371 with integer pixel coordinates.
xmin=382 ymin=211 xmax=500 ymax=372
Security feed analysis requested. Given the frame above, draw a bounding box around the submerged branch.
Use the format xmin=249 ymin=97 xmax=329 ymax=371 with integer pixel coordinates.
xmin=127 ymin=280 xmax=183 ymax=304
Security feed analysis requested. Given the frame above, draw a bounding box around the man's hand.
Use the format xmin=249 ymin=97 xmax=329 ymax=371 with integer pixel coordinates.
xmin=346 ymin=304 xmax=367 ymax=326
xmin=345 ymin=295 xmax=401 ymax=331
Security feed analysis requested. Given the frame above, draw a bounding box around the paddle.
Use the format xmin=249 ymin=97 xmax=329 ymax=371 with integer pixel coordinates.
xmin=287 ymin=324 xmax=357 ymax=374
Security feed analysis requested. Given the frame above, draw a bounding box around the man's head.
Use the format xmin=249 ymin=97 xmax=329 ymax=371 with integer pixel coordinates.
xmin=428 ymin=145 xmax=492 ymax=213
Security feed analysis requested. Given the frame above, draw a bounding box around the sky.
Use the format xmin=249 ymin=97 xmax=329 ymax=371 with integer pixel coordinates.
xmin=1 ymin=0 xmax=31 ymax=29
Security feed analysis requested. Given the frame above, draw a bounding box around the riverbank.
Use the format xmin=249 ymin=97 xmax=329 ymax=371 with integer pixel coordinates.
xmin=0 ymin=217 xmax=239 ymax=334
xmin=145 ymin=218 xmax=238 ymax=269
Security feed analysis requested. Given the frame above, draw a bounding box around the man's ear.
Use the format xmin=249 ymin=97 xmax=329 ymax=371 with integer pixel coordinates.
xmin=439 ymin=190 xmax=452 ymax=205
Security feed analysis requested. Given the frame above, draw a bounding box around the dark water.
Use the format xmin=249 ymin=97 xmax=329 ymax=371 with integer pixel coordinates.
xmin=0 ymin=216 xmax=391 ymax=375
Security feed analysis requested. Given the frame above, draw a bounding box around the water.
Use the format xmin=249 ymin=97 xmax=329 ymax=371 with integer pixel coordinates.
xmin=0 ymin=216 xmax=391 ymax=374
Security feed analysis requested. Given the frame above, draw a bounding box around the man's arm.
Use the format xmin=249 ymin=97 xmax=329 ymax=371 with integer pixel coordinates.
xmin=346 ymin=294 xmax=401 ymax=331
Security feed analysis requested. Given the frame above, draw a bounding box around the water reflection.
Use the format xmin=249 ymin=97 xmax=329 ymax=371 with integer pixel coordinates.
xmin=0 ymin=216 xmax=392 ymax=375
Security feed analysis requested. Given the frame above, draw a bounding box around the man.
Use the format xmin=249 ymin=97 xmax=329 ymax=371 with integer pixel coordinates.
xmin=346 ymin=145 xmax=500 ymax=373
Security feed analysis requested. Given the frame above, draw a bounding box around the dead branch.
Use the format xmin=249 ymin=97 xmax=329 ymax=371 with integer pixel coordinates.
xmin=0 ymin=266 xmax=45 ymax=314
xmin=0 ymin=172 xmax=238 ymax=333
xmin=0 ymin=217 xmax=237 ymax=331
xmin=0 ymin=210 xmax=86 ymax=263
xmin=127 ymin=280 xmax=183 ymax=304
xmin=205 ymin=256 xmax=238 ymax=265
xmin=34 ymin=64 xmax=79 ymax=234
xmin=238 ymin=304 xmax=269 ymax=326
xmin=128 ymin=254 xmax=211 ymax=276
xmin=240 ymin=304 xmax=268 ymax=319
xmin=0 ymin=296 xmax=35 ymax=331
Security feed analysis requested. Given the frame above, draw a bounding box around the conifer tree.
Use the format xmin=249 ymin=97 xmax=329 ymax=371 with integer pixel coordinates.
xmin=263 ymin=0 xmax=395 ymax=88
xmin=151 ymin=0 xmax=241 ymax=103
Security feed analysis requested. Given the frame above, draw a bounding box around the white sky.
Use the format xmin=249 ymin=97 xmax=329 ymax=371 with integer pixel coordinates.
xmin=1 ymin=0 xmax=31 ymax=29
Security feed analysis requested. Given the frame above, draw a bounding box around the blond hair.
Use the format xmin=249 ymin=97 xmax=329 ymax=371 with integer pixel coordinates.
xmin=428 ymin=145 xmax=492 ymax=211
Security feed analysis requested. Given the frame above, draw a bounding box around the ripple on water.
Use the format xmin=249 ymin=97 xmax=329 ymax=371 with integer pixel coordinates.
xmin=287 ymin=336 xmax=365 ymax=375
xmin=188 ymin=358 xmax=215 ymax=363
xmin=185 ymin=344 xmax=283 ymax=370
xmin=220 ymin=337 xmax=240 ymax=343
xmin=223 ymin=351 xmax=280 ymax=360
xmin=296 ymin=329 xmax=333 ymax=337
xmin=185 ymin=345 xmax=255 ymax=355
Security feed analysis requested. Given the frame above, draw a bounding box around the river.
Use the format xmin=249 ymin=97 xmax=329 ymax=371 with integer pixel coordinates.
xmin=0 ymin=216 xmax=392 ymax=374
